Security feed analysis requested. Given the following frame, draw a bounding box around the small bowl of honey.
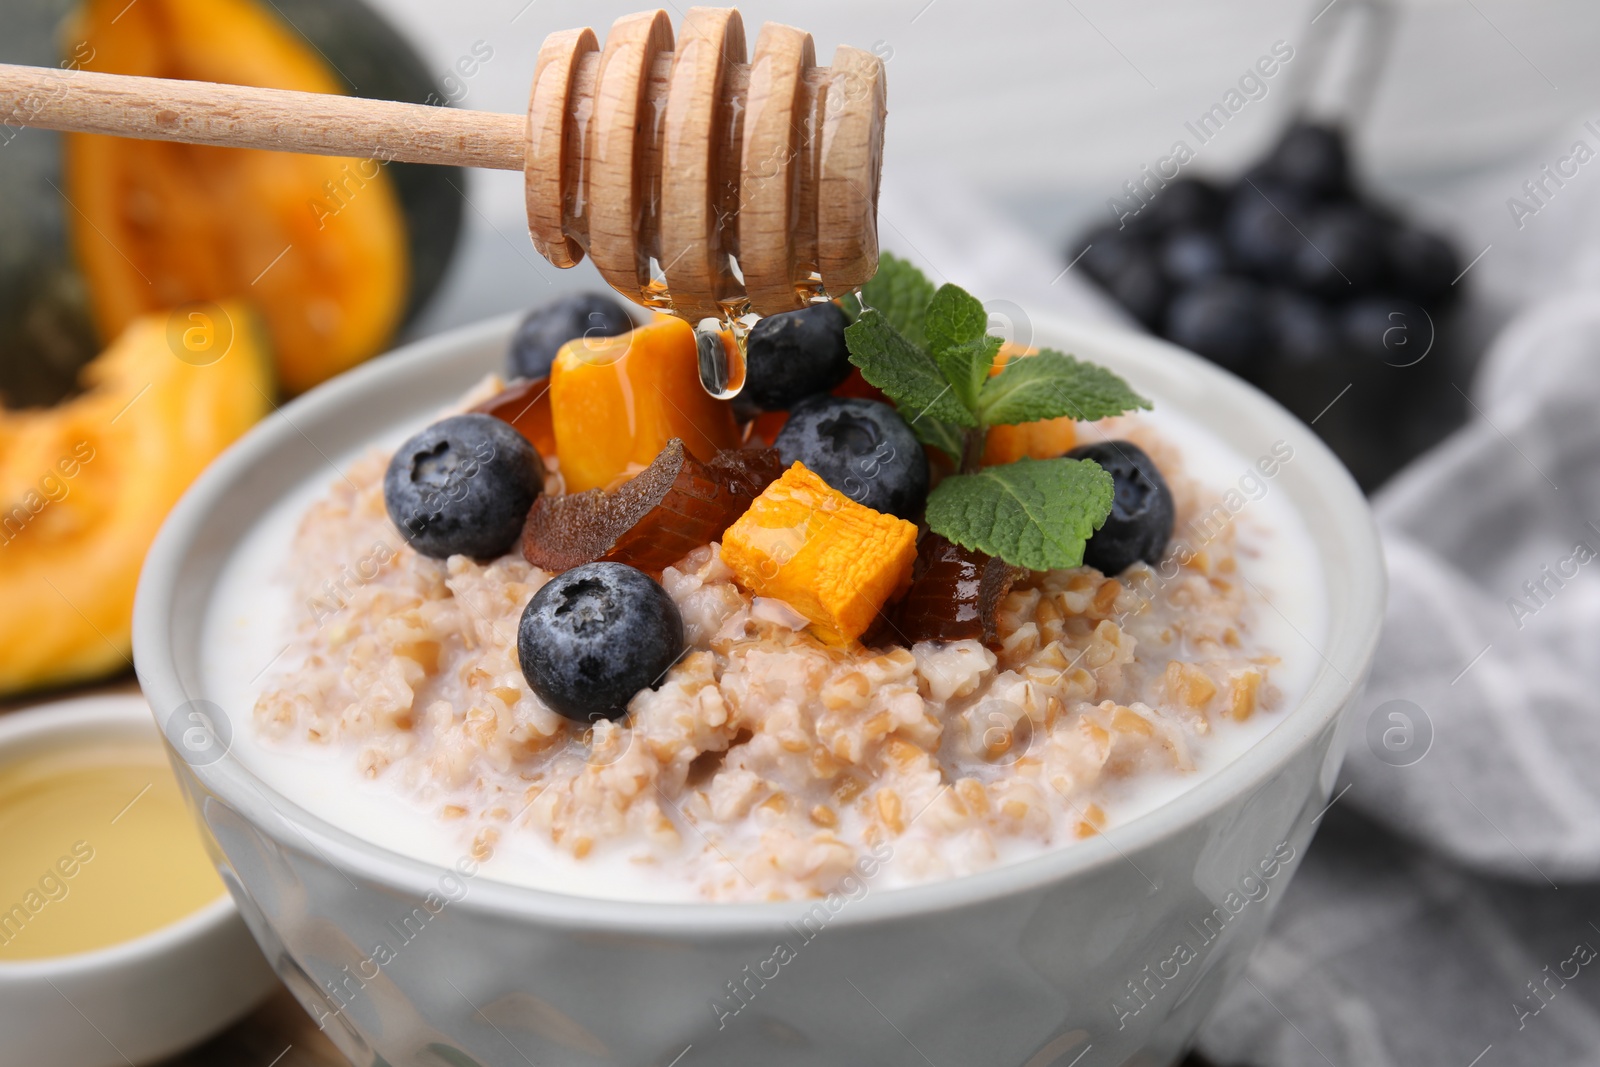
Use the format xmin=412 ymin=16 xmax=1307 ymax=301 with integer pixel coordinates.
xmin=0 ymin=694 xmax=276 ymax=1067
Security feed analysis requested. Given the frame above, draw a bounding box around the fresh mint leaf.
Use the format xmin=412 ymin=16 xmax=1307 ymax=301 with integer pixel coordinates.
xmin=859 ymin=252 xmax=936 ymax=348
xmin=925 ymin=457 xmax=1115 ymax=571
xmin=977 ymin=348 xmax=1150 ymax=426
xmin=923 ymin=284 xmax=1000 ymax=411
xmin=844 ymin=310 xmax=977 ymax=427
xmin=903 ymin=410 xmax=966 ymax=463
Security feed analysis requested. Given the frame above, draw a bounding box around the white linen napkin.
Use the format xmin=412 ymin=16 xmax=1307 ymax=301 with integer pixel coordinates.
xmin=1197 ymin=291 xmax=1600 ymax=1067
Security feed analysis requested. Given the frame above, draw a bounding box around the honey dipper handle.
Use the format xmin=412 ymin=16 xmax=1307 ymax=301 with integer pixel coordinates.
xmin=0 ymin=63 xmax=527 ymax=170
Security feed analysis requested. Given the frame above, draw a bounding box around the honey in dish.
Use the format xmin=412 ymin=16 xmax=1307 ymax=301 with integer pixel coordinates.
xmin=0 ymin=740 xmax=224 ymax=961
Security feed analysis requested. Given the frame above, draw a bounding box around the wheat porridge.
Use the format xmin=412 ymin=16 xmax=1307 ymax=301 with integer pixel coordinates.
xmin=202 ymin=356 xmax=1321 ymax=903
xmin=199 ymin=262 xmax=1326 ymax=902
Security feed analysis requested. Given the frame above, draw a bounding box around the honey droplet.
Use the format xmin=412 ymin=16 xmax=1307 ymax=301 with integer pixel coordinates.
xmin=693 ymin=306 xmax=758 ymax=400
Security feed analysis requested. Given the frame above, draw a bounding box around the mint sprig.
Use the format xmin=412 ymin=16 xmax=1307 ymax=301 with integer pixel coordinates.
xmin=842 ymin=253 xmax=1151 ymax=571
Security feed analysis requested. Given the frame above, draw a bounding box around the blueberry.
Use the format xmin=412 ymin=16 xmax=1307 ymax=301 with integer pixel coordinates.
xmin=1339 ymin=296 xmax=1439 ymax=459
xmin=1144 ymin=178 xmax=1224 ymax=231
xmin=774 ymin=396 xmax=929 ymax=518
xmin=1076 ymin=226 xmax=1148 ymax=286
xmin=741 ymin=302 xmax=853 ymax=411
xmin=1224 ymin=183 xmax=1310 ymax=276
xmin=1164 ymin=278 xmax=1271 ymax=375
xmin=1267 ymin=290 xmax=1343 ymax=366
xmin=1160 ymin=228 xmax=1230 ymax=286
xmin=508 ymin=292 xmax=632 ymax=380
xmin=1107 ymin=252 xmax=1171 ymax=328
xmin=517 ymin=563 xmax=684 ymax=723
xmin=1292 ymin=205 xmax=1389 ymax=297
xmin=384 ymin=413 xmax=544 ymax=559
xmin=1341 ymin=295 xmax=1432 ymax=367
xmin=1256 ymin=291 xmax=1350 ymax=418
xmin=1066 ymin=441 xmax=1174 ymax=576
xmin=1388 ymin=227 xmax=1460 ymax=307
xmin=1264 ymin=121 xmax=1351 ymax=200
xmin=1239 ymin=159 xmax=1279 ymax=191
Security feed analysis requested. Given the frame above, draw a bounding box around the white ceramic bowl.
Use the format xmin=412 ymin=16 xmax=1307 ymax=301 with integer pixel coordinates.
xmin=134 ymin=312 xmax=1383 ymax=1067
xmin=0 ymin=695 xmax=276 ymax=1067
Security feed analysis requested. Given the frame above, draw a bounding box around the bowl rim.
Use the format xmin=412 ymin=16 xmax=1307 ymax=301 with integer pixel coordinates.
xmin=0 ymin=694 xmax=239 ymax=981
xmin=134 ymin=309 xmax=1385 ymax=936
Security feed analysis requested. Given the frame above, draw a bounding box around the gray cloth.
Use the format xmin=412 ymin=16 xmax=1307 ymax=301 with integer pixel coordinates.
xmin=1198 ymin=294 xmax=1600 ymax=1067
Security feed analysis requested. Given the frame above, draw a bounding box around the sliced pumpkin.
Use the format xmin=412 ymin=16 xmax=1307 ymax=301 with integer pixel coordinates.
xmin=0 ymin=302 xmax=272 ymax=694
xmin=721 ymin=463 xmax=918 ymax=645
xmin=550 ymin=316 xmax=741 ymax=493
xmin=982 ymin=343 xmax=1078 ymax=465
xmin=63 ymin=0 xmax=410 ymax=395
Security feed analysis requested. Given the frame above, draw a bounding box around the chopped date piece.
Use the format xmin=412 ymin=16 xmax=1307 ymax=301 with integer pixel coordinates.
xmin=471 ymin=376 xmax=555 ymax=457
xmin=522 ymin=440 xmax=783 ymax=573
xmin=895 ymin=533 xmax=1016 ymax=644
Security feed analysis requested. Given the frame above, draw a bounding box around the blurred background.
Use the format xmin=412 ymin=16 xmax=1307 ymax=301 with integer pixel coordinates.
xmin=4 ymin=0 xmax=1600 ymax=1064
xmin=12 ymin=0 xmax=1600 ymax=478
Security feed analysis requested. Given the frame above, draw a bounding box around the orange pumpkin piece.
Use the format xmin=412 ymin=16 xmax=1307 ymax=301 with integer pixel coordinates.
xmin=551 ymin=316 xmax=740 ymax=493
xmin=983 ymin=419 xmax=1078 ymax=465
xmin=982 ymin=344 xmax=1078 ymax=465
xmin=721 ymin=463 xmax=918 ymax=645
xmin=64 ymin=0 xmax=410 ymax=396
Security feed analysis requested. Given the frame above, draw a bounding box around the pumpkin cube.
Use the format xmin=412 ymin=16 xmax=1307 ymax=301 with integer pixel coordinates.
xmin=721 ymin=463 xmax=918 ymax=644
xmin=551 ymin=315 xmax=740 ymax=493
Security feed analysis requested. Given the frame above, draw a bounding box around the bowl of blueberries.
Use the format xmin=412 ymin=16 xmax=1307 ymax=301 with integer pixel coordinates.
xmin=1071 ymin=119 xmax=1467 ymax=490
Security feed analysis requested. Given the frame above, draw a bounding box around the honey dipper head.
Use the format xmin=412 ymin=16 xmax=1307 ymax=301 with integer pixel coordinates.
xmin=523 ymin=8 xmax=886 ymax=319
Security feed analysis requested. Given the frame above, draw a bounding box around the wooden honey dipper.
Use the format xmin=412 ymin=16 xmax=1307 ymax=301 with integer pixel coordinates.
xmin=0 ymin=6 xmax=885 ymax=338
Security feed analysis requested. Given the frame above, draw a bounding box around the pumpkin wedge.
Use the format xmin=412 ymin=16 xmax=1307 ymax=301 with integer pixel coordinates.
xmin=0 ymin=302 xmax=272 ymax=694
xmin=59 ymin=0 xmax=428 ymax=395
